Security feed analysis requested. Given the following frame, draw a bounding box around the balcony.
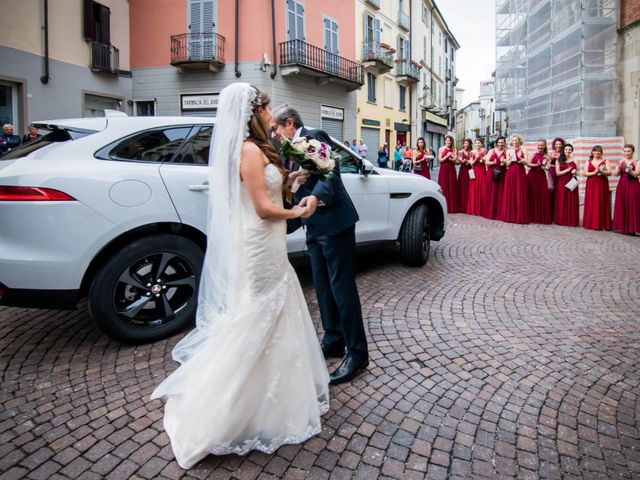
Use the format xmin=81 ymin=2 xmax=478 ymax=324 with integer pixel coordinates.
xmin=365 ymin=0 xmax=380 ymax=9
xmin=398 ymin=10 xmax=410 ymax=31
xmin=279 ymin=39 xmax=364 ymax=91
xmin=396 ymin=60 xmax=420 ymax=85
xmin=362 ymin=41 xmax=394 ymax=73
xmin=90 ymin=42 xmax=119 ymax=74
xmin=170 ymin=33 xmax=225 ymax=72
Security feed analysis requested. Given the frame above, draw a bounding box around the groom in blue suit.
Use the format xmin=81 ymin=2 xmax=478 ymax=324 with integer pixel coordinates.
xmin=271 ymin=105 xmax=369 ymax=385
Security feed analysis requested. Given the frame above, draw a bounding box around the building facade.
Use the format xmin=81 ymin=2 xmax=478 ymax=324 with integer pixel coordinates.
xmin=455 ymin=101 xmax=481 ymax=144
xmin=411 ymin=0 xmax=458 ymax=152
xmin=495 ymin=0 xmax=618 ymax=140
xmin=129 ymin=0 xmax=360 ymax=143
xmin=618 ymin=0 xmax=640 ymax=148
xmin=354 ymin=0 xmax=416 ymax=160
xmin=0 ymin=0 xmax=132 ymax=133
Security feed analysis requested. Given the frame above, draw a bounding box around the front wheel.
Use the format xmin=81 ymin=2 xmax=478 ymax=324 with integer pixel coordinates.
xmin=399 ymin=204 xmax=430 ymax=267
xmin=87 ymin=234 xmax=204 ymax=344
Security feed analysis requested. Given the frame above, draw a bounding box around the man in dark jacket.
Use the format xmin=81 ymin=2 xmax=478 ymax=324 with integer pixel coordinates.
xmin=271 ymin=105 xmax=369 ymax=385
xmin=0 ymin=124 xmax=21 ymax=157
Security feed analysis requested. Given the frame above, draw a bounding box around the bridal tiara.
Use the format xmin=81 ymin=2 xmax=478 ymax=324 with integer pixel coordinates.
xmin=248 ymin=87 xmax=263 ymax=108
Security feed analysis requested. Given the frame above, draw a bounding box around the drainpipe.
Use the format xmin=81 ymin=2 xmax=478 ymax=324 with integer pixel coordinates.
xmin=234 ymin=0 xmax=241 ymax=77
xmin=40 ymin=0 xmax=50 ymax=84
xmin=270 ymin=0 xmax=277 ymax=79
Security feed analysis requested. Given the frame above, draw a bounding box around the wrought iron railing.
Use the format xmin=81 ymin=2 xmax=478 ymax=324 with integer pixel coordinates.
xmin=362 ymin=41 xmax=394 ymax=68
xmin=170 ymin=32 xmax=225 ymax=64
xmin=396 ymin=60 xmax=420 ymax=81
xmin=279 ymin=39 xmax=364 ymax=85
xmin=398 ymin=10 xmax=410 ymax=30
xmin=90 ymin=42 xmax=119 ymax=74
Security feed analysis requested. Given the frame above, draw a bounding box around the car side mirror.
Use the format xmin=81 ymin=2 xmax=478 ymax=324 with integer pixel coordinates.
xmin=360 ymin=160 xmax=375 ymax=177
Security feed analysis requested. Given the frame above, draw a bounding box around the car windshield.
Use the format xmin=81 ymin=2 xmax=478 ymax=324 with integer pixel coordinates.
xmin=1 ymin=126 xmax=97 ymax=160
xmin=330 ymin=142 xmax=361 ymax=174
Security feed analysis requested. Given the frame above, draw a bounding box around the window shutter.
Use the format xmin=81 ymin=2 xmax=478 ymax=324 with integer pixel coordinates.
xmin=363 ymin=12 xmax=369 ymax=43
xmin=190 ymin=0 xmax=203 ymax=33
xmin=99 ymin=5 xmax=110 ymax=45
xmin=296 ymin=3 xmax=305 ymax=41
xmin=83 ymin=0 xmax=95 ymax=41
xmin=374 ymin=19 xmax=381 ymax=44
xmin=203 ymin=0 xmax=214 ymax=32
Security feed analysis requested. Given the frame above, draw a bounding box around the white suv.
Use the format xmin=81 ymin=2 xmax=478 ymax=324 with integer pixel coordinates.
xmin=0 ymin=116 xmax=446 ymax=343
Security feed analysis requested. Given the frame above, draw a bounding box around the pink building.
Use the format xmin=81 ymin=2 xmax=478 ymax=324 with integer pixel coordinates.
xmin=129 ymin=0 xmax=362 ymax=139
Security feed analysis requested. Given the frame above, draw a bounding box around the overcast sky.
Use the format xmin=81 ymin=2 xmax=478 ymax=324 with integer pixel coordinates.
xmin=436 ymin=0 xmax=496 ymax=108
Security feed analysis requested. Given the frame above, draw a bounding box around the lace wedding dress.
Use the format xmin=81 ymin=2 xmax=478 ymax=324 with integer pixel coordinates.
xmin=151 ymin=163 xmax=330 ymax=469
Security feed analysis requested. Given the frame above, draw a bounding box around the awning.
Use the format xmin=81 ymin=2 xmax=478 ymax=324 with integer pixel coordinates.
xmin=425 ymin=121 xmax=447 ymax=135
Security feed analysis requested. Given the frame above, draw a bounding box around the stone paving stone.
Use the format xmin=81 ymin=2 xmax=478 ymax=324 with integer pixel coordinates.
xmin=1 ymin=215 xmax=639 ymax=479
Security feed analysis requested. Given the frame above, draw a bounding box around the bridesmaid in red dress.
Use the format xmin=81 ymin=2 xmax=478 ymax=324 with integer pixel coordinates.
xmin=438 ymin=135 xmax=459 ymax=213
xmin=500 ymin=134 xmax=530 ymax=224
xmin=457 ymin=139 xmax=472 ymax=213
xmin=480 ymin=136 xmax=507 ymax=220
xmin=548 ymin=137 xmax=565 ymax=215
xmin=412 ymin=137 xmax=431 ymax=180
xmin=466 ymin=138 xmax=487 ymax=215
xmin=527 ymin=139 xmax=551 ymax=224
xmin=613 ymin=144 xmax=640 ymax=235
xmin=553 ymin=143 xmax=579 ymax=227
xmin=583 ymin=145 xmax=612 ymax=231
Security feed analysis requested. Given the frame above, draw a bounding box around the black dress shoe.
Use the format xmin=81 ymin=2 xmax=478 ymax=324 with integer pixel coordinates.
xmin=329 ymin=355 xmax=369 ymax=385
xmin=321 ymin=344 xmax=345 ymax=359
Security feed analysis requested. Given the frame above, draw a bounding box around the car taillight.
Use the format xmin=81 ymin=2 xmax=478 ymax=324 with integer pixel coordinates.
xmin=0 ymin=186 xmax=76 ymax=201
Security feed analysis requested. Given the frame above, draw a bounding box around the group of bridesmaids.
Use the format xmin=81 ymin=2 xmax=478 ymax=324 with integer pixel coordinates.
xmin=430 ymin=134 xmax=640 ymax=235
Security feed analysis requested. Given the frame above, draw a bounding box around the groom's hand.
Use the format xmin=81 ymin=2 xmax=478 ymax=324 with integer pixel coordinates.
xmin=288 ymin=170 xmax=308 ymax=187
xmin=298 ymin=195 xmax=319 ymax=218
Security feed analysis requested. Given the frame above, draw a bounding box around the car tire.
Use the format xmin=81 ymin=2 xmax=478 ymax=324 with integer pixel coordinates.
xmin=399 ymin=204 xmax=430 ymax=267
xmin=88 ymin=234 xmax=203 ymax=344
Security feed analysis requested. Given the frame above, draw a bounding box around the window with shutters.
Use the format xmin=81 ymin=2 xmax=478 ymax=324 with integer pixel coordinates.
xmin=367 ymin=73 xmax=377 ymax=103
xmin=83 ymin=0 xmax=110 ymax=44
xmin=384 ymin=77 xmax=393 ymax=107
xmin=399 ymin=85 xmax=406 ymax=111
xmin=286 ymin=0 xmax=305 ymax=41
xmin=188 ymin=0 xmax=217 ymax=59
xmin=323 ymin=17 xmax=339 ymax=74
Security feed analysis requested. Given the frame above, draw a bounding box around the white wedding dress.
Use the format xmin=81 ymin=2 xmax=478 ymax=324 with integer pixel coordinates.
xmin=151 ymin=164 xmax=330 ymax=469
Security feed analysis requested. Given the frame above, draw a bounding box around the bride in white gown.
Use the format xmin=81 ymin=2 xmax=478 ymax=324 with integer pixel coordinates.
xmin=151 ymin=83 xmax=330 ymax=469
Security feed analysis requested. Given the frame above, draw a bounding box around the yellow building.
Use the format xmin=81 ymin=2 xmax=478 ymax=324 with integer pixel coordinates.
xmin=355 ymin=0 xmax=419 ymax=163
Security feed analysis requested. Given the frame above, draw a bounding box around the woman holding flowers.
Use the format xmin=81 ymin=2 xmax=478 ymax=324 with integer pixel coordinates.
xmin=527 ymin=139 xmax=551 ymax=224
xmin=438 ymin=135 xmax=459 ymax=213
xmin=553 ymin=143 xmax=580 ymax=227
xmin=582 ymin=145 xmax=612 ymax=231
xmin=412 ymin=137 xmax=431 ymax=179
xmin=481 ymin=136 xmax=507 ymax=220
xmin=457 ymin=139 xmax=472 ymax=212
xmin=612 ymin=144 xmax=640 ymax=235
xmin=466 ymin=138 xmax=487 ymax=215
xmin=500 ymin=134 xmax=530 ymax=224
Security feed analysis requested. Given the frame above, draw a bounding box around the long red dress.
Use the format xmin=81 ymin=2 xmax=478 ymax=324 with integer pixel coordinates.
xmin=457 ymin=150 xmax=471 ymax=214
xmin=500 ymin=149 xmax=530 ymax=224
xmin=527 ymin=153 xmax=551 ymax=224
xmin=466 ymin=149 xmax=487 ymax=215
xmin=548 ymin=154 xmax=558 ymax=214
xmin=613 ymin=160 xmax=640 ymax=235
xmin=583 ymin=160 xmax=611 ymax=230
xmin=412 ymin=150 xmax=431 ymax=180
xmin=553 ymin=161 xmax=579 ymax=227
xmin=438 ymin=147 xmax=458 ymax=213
xmin=481 ymin=149 xmax=506 ymax=220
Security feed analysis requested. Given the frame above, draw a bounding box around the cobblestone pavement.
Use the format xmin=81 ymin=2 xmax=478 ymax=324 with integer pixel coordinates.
xmin=1 ymin=215 xmax=639 ymax=480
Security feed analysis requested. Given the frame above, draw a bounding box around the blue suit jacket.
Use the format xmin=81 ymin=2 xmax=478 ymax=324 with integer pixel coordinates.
xmin=291 ymin=127 xmax=359 ymax=237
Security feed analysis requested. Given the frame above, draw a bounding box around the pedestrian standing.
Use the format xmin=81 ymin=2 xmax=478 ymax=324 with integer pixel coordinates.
xmin=467 ymin=139 xmax=487 ymax=215
xmin=612 ymin=144 xmax=640 ymax=235
xmin=500 ymin=134 xmax=530 ymax=224
xmin=457 ymin=139 xmax=472 ymax=211
xmin=438 ymin=135 xmax=459 ymax=213
xmin=393 ymin=145 xmax=403 ymax=171
xmin=553 ymin=144 xmax=580 ymax=227
xmin=377 ymin=145 xmax=388 ymax=168
xmin=22 ymin=124 xmax=41 ymax=143
xmin=0 ymin=124 xmax=21 ymax=157
xmin=582 ymin=145 xmax=612 ymax=231
xmin=527 ymin=139 xmax=552 ymax=224
xmin=412 ymin=137 xmax=430 ymax=179
xmin=358 ymin=139 xmax=368 ymax=160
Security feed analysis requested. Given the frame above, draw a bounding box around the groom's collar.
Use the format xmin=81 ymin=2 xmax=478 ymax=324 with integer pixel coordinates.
xmin=294 ymin=126 xmax=304 ymax=139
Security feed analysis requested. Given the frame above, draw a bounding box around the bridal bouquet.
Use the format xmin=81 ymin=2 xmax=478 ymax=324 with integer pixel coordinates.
xmin=596 ymin=164 xmax=605 ymax=176
xmin=280 ymin=137 xmax=337 ymax=193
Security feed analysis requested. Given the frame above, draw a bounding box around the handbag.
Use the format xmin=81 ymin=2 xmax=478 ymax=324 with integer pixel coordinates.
xmin=565 ymin=177 xmax=579 ymax=191
xmin=468 ymin=168 xmax=476 ymax=180
xmin=492 ymin=168 xmax=501 ymax=181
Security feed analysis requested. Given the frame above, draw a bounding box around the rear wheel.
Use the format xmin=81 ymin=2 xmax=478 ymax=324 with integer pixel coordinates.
xmin=88 ymin=234 xmax=203 ymax=344
xmin=399 ymin=204 xmax=430 ymax=267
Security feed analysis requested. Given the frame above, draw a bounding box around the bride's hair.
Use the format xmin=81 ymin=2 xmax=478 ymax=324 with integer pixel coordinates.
xmin=246 ymin=87 xmax=292 ymax=202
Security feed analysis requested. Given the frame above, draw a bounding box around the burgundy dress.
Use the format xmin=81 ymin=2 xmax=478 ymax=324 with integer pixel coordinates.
xmin=481 ymin=149 xmax=506 ymax=220
xmin=438 ymin=147 xmax=459 ymax=213
xmin=583 ymin=160 xmax=611 ymax=231
xmin=527 ymin=153 xmax=551 ymax=224
xmin=500 ymin=149 xmax=530 ymax=224
xmin=613 ymin=160 xmax=640 ymax=235
xmin=466 ymin=149 xmax=486 ymax=215
xmin=457 ymin=150 xmax=471 ymax=214
xmin=553 ymin=161 xmax=579 ymax=227
xmin=413 ymin=150 xmax=431 ymax=180
xmin=548 ymin=154 xmax=559 ymax=213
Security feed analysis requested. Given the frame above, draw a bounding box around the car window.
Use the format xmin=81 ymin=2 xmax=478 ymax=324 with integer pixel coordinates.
xmin=172 ymin=125 xmax=213 ymax=165
xmin=1 ymin=127 xmax=97 ymax=160
xmin=332 ymin=143 xmax=360 ymax=174
xmin=107 ymin=127 xmax=192 ymax=163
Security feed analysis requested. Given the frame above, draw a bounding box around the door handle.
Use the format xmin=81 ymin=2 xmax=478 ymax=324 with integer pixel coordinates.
xmin=188 ymin=183 xmax=209 ymax=191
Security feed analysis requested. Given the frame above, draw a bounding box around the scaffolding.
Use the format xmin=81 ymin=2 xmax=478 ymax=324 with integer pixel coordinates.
xmin=495 ymin=0 xmax=618 ymax=139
